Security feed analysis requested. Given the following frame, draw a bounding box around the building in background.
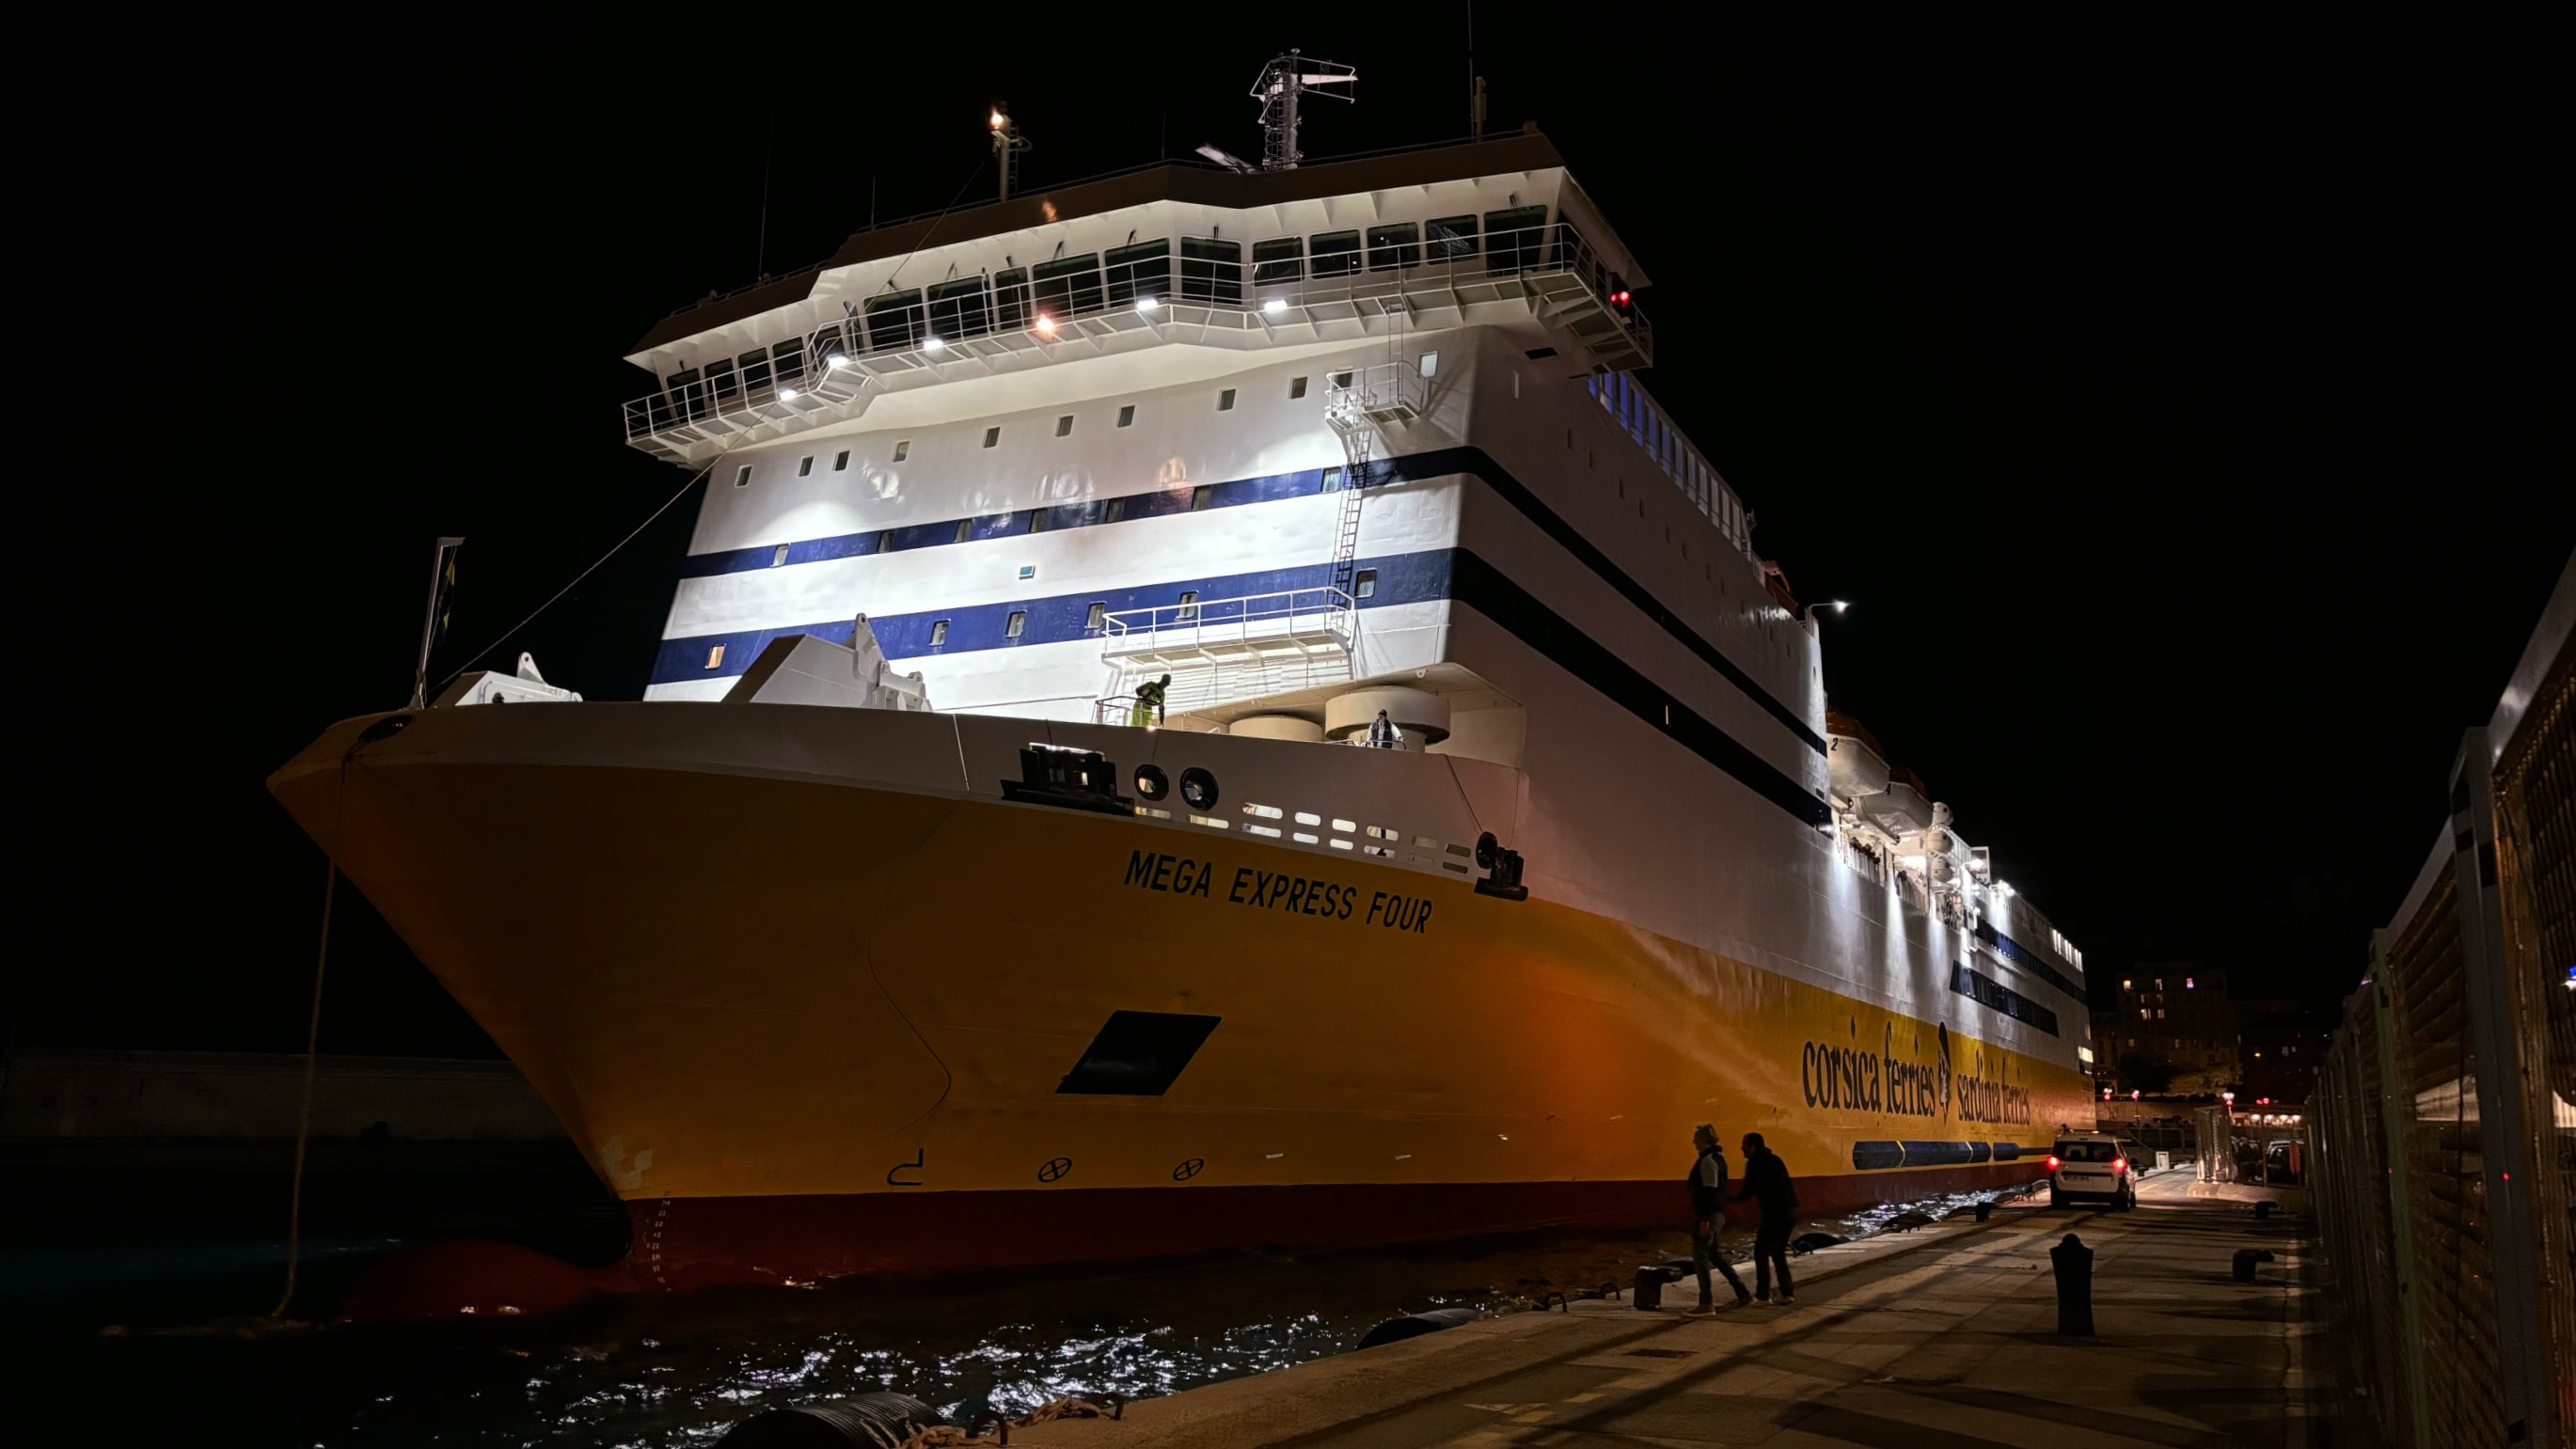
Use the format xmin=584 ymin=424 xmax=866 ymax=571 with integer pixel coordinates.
xmin=2094 ymin=964 xmax=2239 ymax=1095
xmin=2236 ymin=1002 xmax=2328 ymax=1107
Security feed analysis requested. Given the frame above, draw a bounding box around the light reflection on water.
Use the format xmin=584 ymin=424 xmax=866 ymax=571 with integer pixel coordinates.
xmin=27 ymin=1189 xmax=2017 ymax=1445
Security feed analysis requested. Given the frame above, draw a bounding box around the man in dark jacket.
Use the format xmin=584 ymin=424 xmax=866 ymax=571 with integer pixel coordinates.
xmin=1684 ymin=1124 xmax=1751 ymax=1314
xmin=1736 ymin=1131 xmax=1798 ymax=1303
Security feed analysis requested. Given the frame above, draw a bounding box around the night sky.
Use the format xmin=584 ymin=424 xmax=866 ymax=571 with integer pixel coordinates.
xmin=17 ymin=17 xmax=2567 ymax=1059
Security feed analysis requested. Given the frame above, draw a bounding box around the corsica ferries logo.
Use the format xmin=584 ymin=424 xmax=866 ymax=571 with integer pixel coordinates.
xmin=1800 ymin=1021 xmax=2031 ymax=1125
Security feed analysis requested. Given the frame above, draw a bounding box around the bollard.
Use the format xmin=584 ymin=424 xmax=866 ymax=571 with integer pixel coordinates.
xmin=2232 ymin=1248 xmax=2275 ymax=1283
xmin=1974 ymin=1202 xmax=1992 ymax=1222
xmin=1634 ymin=1264 xmax=1664 ymax=1311
xmin=2050 ymin=1233 xmax=2094 ymax=1337
xmin=2254 ymin=1200 xmax=2275 ymax=1221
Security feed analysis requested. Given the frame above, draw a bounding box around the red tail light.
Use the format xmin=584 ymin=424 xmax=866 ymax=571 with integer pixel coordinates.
xmin=2113 ymin=1158 xmax=2127 ymax=1173
xmin=2045 ymin=1155 xmax=2060 ymax=1170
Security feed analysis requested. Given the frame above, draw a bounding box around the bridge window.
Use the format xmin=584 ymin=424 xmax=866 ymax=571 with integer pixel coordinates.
xmin=738 ymin=348 xmax=771 ymax=392
xmin=1179 ymin=235 xmax=1242 ymax=304
xmin=991 ymin=267 xmax=1032 ymax=330
xmin=1252 ymin=236 xmax=1304 ymax=285
xmin=1426 ymin=214 xmax=1478 ymax=260
xmin=1005 ymin=610 xmax=1027 ymax=638
xmin=1031 ymin=253 xmax=1103 ymax=320
xmin=1177 ymin=591 xmax=1199 ymax=622
xmin=930 ymin=620 xmax=949 ymax=646
xmin=771 ymin=339 xmax=805 ymax=388
xmin=927 ymin=276 xmax=990 ymax=340
xmin=1085 ymin=602 xmax=1107 ymax=630
xmin=1103 ymin=239 xmax=1171 ymax=307
xmin=1309 ymin=229 xmax=1361 ymax=277
xmin=863 ymin=290 xmax=925 ymax=352
xmin=1365 ymin=222 xmax=1421 ymax=271
xmin=704 ymin=356 xmax=738 ymax=403
xmin=809 ymin=323 xmax=853 ymax=367
xmin=1483 ymin=206 xmax=1549 ymax=272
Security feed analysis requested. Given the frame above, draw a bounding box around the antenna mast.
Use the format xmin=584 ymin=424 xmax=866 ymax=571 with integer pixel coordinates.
xmin=1251 ymin=51 xmax=1356 ymax=171
xmin=989 ymin=104 xmax=1032 ymax=200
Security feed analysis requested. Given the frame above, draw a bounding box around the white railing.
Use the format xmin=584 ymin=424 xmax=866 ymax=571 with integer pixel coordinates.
xmin=625 ymin=221 xmax=1651 ymax=445
xmin=1586 ymin=370 xmax=1755 ymax=558
xmin=1099 ymin=586 xmax=1355 ymax=665
xmin=1323 ymin=362 xmax=1430 ymax=433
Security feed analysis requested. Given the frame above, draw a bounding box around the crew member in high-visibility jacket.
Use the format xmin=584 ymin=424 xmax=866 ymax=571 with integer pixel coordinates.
xmin=1130 ymin=673 xmax=1171 ymax=729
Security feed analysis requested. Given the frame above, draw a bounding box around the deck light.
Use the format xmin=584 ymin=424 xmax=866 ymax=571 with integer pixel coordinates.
xmin=1035 ymin=314 xmax=1056 ymax=335
xmin=922 ymin=336 xmax=945 ymax=352
xmin=778 ymin=386 xmax=800 ymax=400
xmin=1264 ymin=298 xmax=1288 ymax=316
xmin=825 ymin=352 xmax=849 ymax=368
xmin=1136 ymin=296 xmax=1161 ymax=315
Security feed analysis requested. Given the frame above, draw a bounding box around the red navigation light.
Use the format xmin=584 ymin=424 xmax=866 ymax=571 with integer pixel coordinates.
xmin=2045 ymin=1155 xmax=2061 ymax=1171
xmin=1611 ymin=290 xmax=1631 ymax=306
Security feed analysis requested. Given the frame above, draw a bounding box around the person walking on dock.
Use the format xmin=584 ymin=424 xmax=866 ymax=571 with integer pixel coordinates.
xmin=1685 ymin=1124 xmax=1752 ymax=1315
xmin=1737 ymin=1131 xmax=1799 ymax=1303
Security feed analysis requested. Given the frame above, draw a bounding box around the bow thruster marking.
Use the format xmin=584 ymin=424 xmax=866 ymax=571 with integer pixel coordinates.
xmin=886 ymin=1149 xmax=925 ymax=1187
xmin=1037 ymin=1157 xmax=1074 ymax=1183
xmin=1173 ymin=1158 xmax=1205 ymax=1182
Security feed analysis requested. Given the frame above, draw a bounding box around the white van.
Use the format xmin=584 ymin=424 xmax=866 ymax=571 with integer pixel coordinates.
xmin=2048 ymin=1133 xmax=2136 ymax=1209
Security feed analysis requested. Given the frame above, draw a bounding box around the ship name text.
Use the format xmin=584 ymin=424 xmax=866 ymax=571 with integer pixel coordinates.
xmin=1121 ymin=850 xmax=1433 ymax=933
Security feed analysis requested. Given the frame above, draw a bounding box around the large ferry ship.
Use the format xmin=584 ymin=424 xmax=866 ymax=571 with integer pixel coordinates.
xmin=272 ymin=75 xmax=2097 ymax=1290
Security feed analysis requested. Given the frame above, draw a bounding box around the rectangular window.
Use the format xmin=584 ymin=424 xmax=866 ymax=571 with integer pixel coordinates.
xmin=798 ymin=455 xmax=814 ymax=477
xmin=926 ymin=276 xmax=991 ymax=340
xmin=1176 ymin=590 xmax=1199 ymax=622
xmin=1104 ymin=497 xmax=1126 ymax=523
xmin=1027 ymin=509 xmax=1049 ymax=534
xmin=984 ymin=427 xmax=1001 ymax=448
xmin=1178 ymin=235 xmax=1242 ymax=304
xmin=1084 ymin=602 xmax=1107 ymax=630
xmin=735 ymin=465 xmax=751 ymax=488
xmin=833 ymin=450 xmax=849 ymax=471
xmin=1055 ymin=415 xmax=1074 ymax=437
xmin=704 ymin=356 xmax=738 ymax=403
xmin=1365 ymin=221 xmax=1421 ymax=271
xmin=1116 ymin=404 xmax=1135 ymax=427
xmin=1102 ymin=239 xmax=1172 ymax=307
xmin=1426 ymin=214 xmax=1478 ymax=260
xmin=809 ymin=322 xmax=853 ymax=368
xmin=1251 ymin=236 xmax=1304 ymax=285
xmin=738 ymin=348 xmax=771 ymax=392
xmin=1320 ymin=465 xmax=1345 ymax=491
xmin=770 ymin=339 xmax=806 ymax=388
xmin=1308 ymin=229 xmax=1361 ymax=276
xmin=863 ymin=290 xmax=925 ymax=351
xmin=929 ymin=619 xmax=949 ymax=646
xmin=1217 ymin=388 xmax=1237 ymax=411
xmin=705 ymin=644 xmax=726 ymax=669
xmin=1031 ymin=252 xmax=1104 ymax=320
xmin=1288 ymin=376 xmax=1307 ymax=399
xmin=772 ymin=544 xmax=790 ymax=567
xmin=1329 ymin=370 xmax=1352 ymax=388
xmin=893 ymin=440 xmax=910 ymax=462
xmin=1004 ymin=610 xmax=1027 ymax=638
xmin=1294 ymin=811 xmax=1321 ymax=826
xmin=1417 ymin=351 xmax=1439 ymax=379
xmin=990 ymin=267 xmax=1031 ymax=330
xmin=1354 ymin=568 xmax=1377 ymax=599
xmin=1483 ymin=205 xmax=1549 ymax=272
xmin=954 ymin=519 xmax=972 ymax=543
xmin=1191 ymin=485 xmax=1215 ymax=511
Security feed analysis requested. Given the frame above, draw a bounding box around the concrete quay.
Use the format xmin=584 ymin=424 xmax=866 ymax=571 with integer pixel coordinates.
xmin=1014 ymin=1174 xmax=2349 ymax=1448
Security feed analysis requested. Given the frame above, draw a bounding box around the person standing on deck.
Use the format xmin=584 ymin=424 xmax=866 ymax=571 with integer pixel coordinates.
xmin=1130 ymin=673 xmax=1170 ymax=729
xmin=1684 ymin=1124 xmax=1752 ymax=1315
xmin=1737 ymin=1132 xmax=1799 ymax=1304
xmin=1367 ymin=709 xmax=1402 ymax=748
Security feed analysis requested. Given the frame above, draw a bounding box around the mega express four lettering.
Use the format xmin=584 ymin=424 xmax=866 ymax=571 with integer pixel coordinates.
xmin=1122 ymin=850 xmax=1433 ymax=933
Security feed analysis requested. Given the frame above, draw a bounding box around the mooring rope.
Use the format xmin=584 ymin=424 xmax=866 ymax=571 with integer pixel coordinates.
xmin=270 ymin=856 xmax=338 ymax=1318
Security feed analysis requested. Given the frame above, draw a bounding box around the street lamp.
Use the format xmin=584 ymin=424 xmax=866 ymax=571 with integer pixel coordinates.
xmin=1800 ymin=599 xmax=1851 ymax=622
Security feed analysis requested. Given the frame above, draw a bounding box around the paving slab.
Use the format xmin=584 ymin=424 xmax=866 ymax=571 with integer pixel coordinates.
xmin=1012 ymin=1178 xmax=2352 ymax=1448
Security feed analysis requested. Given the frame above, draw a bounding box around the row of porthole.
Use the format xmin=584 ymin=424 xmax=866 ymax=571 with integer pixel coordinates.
xmin=1133 ymin=764 xmax=1218 ymax=811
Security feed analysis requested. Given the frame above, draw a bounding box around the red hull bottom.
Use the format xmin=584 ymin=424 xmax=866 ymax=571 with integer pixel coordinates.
xmin=622 ymin=1164 xmax=2050 ymax=1289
